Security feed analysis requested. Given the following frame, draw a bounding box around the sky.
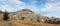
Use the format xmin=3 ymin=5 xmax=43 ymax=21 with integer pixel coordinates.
xmin=0 ymin=0 xmax=60 ymax=17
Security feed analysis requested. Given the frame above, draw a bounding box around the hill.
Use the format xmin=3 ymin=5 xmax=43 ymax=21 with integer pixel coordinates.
xmin=0 ymin=9 xmax=60 ymax=26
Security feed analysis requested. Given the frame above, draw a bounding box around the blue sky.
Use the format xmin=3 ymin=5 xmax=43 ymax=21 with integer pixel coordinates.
xmin=0 ymin=0 xmax=60 ymax=17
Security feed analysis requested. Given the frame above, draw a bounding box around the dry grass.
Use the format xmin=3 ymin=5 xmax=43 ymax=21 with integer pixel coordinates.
xmin=8 ymin=20 xmax=60 ymax=26
xmin=0 ymin=20 xmax=60 ymax=26
xmin=0 ymin=19 xmax=60 ymax=26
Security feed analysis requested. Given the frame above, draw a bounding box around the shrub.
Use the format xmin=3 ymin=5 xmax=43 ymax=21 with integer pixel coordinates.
xmin=3 ymin=11 xmax=9 ymax=21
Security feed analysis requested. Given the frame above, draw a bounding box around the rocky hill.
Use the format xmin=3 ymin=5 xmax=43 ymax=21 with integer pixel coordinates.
xmin=0 ymin=9 xmax=60 ymax=26
xmin=8 ymin=9 xmax=50 ymax=23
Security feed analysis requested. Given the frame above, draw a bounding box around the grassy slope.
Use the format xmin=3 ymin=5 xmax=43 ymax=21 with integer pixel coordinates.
xmin=0 ymin=20 xmax=60 ymax=26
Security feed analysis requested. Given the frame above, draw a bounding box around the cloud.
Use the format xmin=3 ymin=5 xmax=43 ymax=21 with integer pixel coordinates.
xmin=41 ymin=0 xmax=60 ymax=17
xmin=24 ymin=0 xmax=40 ymax=13
xmin=42 ymin=0 xmax=60 ymax=12
xmin=30 ymin=0 xmax=39 ymax=12
xmin=0 ymin=0 xmax=27 ymax=12
xmin=0 ymin=0 xmax=40 ymax=13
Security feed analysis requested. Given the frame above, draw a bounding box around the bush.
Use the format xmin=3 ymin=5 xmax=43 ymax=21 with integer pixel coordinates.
xmin=3 ymin=11 xmax=9 ymax=21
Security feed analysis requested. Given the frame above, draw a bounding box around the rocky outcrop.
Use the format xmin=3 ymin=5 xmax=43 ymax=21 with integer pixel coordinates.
xmin=8 ymin=9 xmax=39 ymax=22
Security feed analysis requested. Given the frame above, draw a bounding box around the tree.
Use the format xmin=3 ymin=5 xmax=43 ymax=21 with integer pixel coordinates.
xmin=3 ymin=11 xmax=9 ymax=21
